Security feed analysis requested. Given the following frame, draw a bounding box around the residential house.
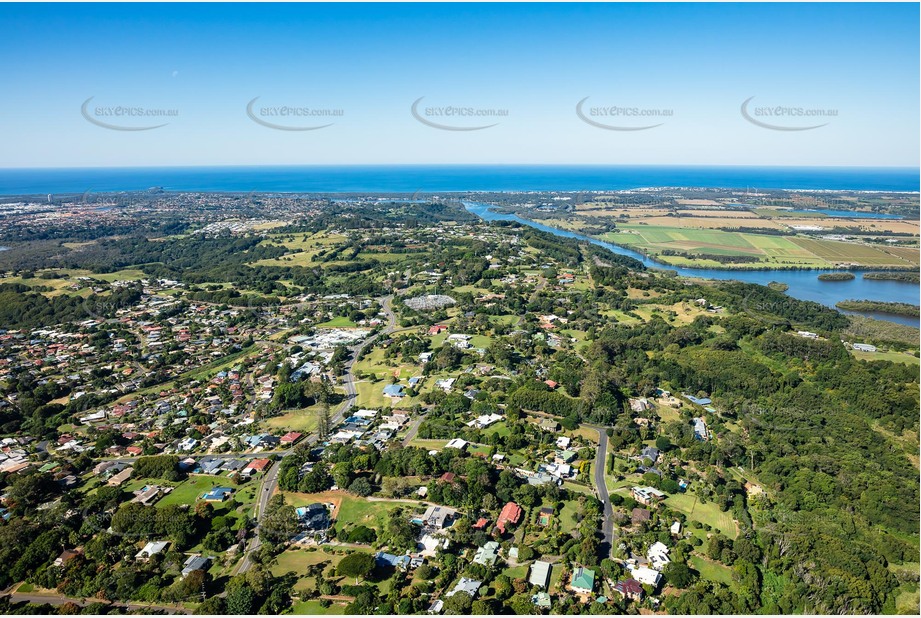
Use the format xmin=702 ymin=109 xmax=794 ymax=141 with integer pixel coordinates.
xmin=496 ymin=501 xmax=522 ymax=534
xmin=243 ymin=458 xmax=271 ymax=475
xmin=631 ymin=486 xmax=666 ymax=506
xmin=421 ymin=505 xmax=455 ymax=529
xmin=570 ymin=567 xmax=596 ymax=595
xmin=135 ymin=541 xmax=169 ymax=561
xmin=296 ymin=503 xmax=330 ymax=531
xmin=375 ymin=551 xmax=411 ymax=570
xmin=202 ymin=486 xmax=234 ymax=502
xmin=631 ymin=566 xmax=662 ymax=587
xmin=53 ymin=549 xmax=81 ymax=567
xmin=107 ymin=467 xmax=133 ymax=487
xmin=445 ymin=438 xmax=468 ymax=451
xmin=447 ymin=578 xmax=482 ymax=598
xmin=531 ymin=592 xmax=552 ymax=608
xmin=613 ymin=578 xmax=644 ymax=602
xmin=473 ymin=541 xmax=500 ymax=566
xmin=280 ymin=431 xmax=303 ymax=445
xmin=383 ymin=384 xmax=405 ymax=398
xmin=529 ymin=560 xmax=552 ymax=588
xmin=181 ymin=555 xmax=213 ymax=578
xmin=632 ymin=508 xmax=651 ymax=525
xmin=647 ymin=541 xmax=671 ymax=570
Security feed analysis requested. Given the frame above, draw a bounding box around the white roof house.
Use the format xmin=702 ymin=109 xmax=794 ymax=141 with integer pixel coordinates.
xmin=447 ymin=577 xmax=482 ymax=598
xmin=648 ymin=541 xmax=671 ymax=570
xmin=631 ymin=566 xmax=662 ymax=587
xmin=135 ymin=541 xmax=169 ymax=560
xmin=529 ymin=560 xmax=552 ymax=588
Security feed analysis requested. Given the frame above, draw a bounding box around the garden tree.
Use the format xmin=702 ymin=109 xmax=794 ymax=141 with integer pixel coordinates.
xmin=663 ymin=561 xmax=697 ymax=588
xmin=516 ymin=545 xmax=534 ymax=561
xmin=336 ymin=552 xmax=375 ymax=584
xmin=471 ymin=599 xmax=495 ymax=614
xmin=332 ymin=461 xmax=354 ymax=488
xmin=198 ymin=596 xmax=226 ymax=614
xmin=164 ymin=568 xmax=209 ymax=602
xmin=260 ymin=495 xmax=298 ymax=545
xmin=7 ymin=472 xmax=58 ymax=512
xmin=443 ymin=591 xmax=474 ymax=614
xmin=132 ymin=455 xmax=183 ymax=481
xmin=299 ymin=464 xmax=333 ymax=493
xmin=346 ymin=525 xmax=377 ymax=544
xmin=492 ymin=574 xmax=513 ymax=601
xmin=349 ymin=477 xmax=374 ymax=497
xmin=317 ymin=400 xmax=331 ymax=439
xmin=381 ymin=509 xmax=418 ymax=552
xmin=225 ymin=583 xmax=256 ymax=615
xmin=194 ymin=500 xmax=214 ymax=519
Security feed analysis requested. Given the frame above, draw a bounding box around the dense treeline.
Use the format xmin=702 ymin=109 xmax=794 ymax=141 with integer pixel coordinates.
xmin=0 ymin=284 xmax=142 ymax=330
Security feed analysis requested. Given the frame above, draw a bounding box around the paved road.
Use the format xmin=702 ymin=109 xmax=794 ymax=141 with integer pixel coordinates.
xmin=233 ymin=449 xmax=286 ymax=575
xmin=6 ymin=593 xmax=190 ymax=614
xmin=590 ymin=425 xmax=615 ymax=558
xmin=401 ymin=414 xmax=426 ymax=446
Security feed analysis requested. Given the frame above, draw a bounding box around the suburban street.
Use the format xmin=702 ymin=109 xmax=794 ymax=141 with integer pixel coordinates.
xmin=4 ymin=593 xmax=190 ymax=615
xmin=591 ymin=425 xmax=615 ymax=558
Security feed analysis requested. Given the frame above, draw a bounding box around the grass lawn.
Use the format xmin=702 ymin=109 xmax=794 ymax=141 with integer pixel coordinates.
xmin=689 ymin=555 xmax=736 ymax=588
xmin=156 ymin=475 xmax=238 ymax=508
xmin=406 ymin=438 xmax=449 ymax=450
xmin=852 ymin=350 xmax=920 ymax=365
xmin=665 ymin=492 xmax=738 ymax=539
xmin=563 ymin=481 xmax=594 ymax=496
xmin=271 ymin=547 xmax=365 ymax=594
xmin=557 ymin=501 xmax=580 ymax=529
xmin=548 ymin=563 xmax=565 ymax=593
xmin=316 ymin=316 xmax=357 ymax=328
xmin=291 ymin=599 xmax=348 ymax=614
xmin=481 ymin=422 xmax=511 ymax=439
xmin=487 ymin=314 xmax=520 ymax=326
xmin=502 ymin=564 xmax=529 ymax=580
xmin=261 ymin=404 xmax=322 ymax=434
xmin=284 ymin=491 xmax=416 ymax=534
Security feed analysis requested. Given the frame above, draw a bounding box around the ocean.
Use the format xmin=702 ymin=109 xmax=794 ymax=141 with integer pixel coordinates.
xmin=0 ymin=165 xmax=918 ymax=195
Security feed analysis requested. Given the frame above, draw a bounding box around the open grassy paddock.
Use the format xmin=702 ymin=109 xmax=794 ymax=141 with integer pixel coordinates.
xmin=665 ymin=492 xmax=738 ymax=539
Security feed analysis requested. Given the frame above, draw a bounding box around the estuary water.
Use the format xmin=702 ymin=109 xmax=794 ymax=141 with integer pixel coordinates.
xmin=463 ymin=202 xmax=920 ymax=328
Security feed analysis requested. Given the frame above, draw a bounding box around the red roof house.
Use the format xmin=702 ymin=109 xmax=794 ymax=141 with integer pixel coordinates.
xmin=280 ymin=431 xmax=303 ymax=445
xmin=245 ymin=458 xmax=271 ymax=473
xmin=496 ymin=501 xmax=523 ymax=534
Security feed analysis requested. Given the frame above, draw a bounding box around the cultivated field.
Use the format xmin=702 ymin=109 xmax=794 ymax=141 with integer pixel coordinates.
xmin=598 ymin=225 xmax=919 ymax=269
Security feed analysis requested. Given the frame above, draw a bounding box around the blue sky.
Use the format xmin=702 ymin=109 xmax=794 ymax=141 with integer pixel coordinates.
xmin=0 ymin=2 xmax=917 ymax=167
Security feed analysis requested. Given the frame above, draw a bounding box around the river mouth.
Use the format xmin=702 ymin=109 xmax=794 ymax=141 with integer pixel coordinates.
xmin=464 ymin=201 xmax=920 ymax=329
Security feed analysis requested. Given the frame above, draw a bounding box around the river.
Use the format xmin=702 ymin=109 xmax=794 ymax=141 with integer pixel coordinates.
xmin=464 ymin=202 xmax=920 ymax=328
